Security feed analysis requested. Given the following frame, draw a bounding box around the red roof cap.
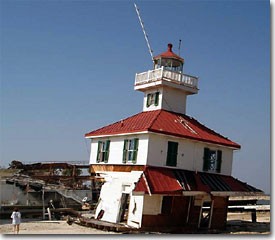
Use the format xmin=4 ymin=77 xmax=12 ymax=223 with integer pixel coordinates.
xmin=154 ymin=43 xmax=184 ymax=62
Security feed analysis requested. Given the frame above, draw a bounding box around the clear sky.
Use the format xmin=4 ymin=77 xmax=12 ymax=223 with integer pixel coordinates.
xmin=1 ymin=0 xmax=270 ymax=194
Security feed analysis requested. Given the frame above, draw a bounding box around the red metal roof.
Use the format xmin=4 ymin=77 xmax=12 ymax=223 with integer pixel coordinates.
xmin=154 ymin=43 xmax=184 ymax=62
xmin=144 ymin=167 xmax=183 ymax=194
xmin=85 ymin=109 xmax=241 ymax=149
xmin=134 ymin=166 xmax=262 ymax=194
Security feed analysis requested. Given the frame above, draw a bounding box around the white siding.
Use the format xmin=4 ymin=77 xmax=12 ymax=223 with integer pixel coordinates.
xmin=95 ymin=179 xmax=123 ymax=223
xmin=142 ymin=88 xmax=163 ymax=112
xmin=128 ymin=195 xmax=162 ymax=228
xmin=89 ymin=132 xmax=235 ymax=176
xmin=127 ymin=194 xmax=144 ymax=228
xmin=142 ymin=87 xmax=187 ymax=114
xmin=143 ymin=195 xmax=162 ymax=215
xmin=95 ymin=172 xmax=143 ymax=224
xmin=161 ymin=87 xmax=187 ymax=114
xmin=89 ymin=134 xmax=149 ymax=165
xmin=147 ymin=133 xmax=234 ymax=175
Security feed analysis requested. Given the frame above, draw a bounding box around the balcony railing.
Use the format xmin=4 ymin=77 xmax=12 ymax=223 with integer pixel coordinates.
xmin=135 ymin=67 xmax=198 ymax=89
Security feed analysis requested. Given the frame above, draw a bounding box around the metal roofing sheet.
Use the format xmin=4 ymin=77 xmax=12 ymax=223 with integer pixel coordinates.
xmin=133 ymin=166 xmax=262 ymax=194
xmin=85 ymin=110 xmax=240 ymax=149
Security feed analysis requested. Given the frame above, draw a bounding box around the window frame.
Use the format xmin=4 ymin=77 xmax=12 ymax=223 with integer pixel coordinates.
xmin=146 ymin=92 xmax=160 ymax=107
xmin=122 ymin=138 xmax=139 ymax=164
xmin=96 ymin=140 xmax=110 ymax=163
xmin=203 ymin=148 xmax=222 ymax=173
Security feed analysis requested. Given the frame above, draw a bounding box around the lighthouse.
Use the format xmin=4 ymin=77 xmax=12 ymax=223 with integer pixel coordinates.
xmin=85 ymin=43 xmax=262 ymax=231
xmin=135 ymin=43 xmax=198 ymax=114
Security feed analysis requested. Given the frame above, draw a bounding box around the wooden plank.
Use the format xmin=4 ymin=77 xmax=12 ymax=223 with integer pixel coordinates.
xmin=90 ymin=164 xmax=144 ymax=173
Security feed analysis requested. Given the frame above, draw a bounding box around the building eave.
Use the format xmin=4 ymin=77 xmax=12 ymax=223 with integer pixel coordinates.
xmin=148 ymin=130 xmax=241 ymax=150
xmin=211 ymin=191 xmax=266 ymax=197
xmin=85 ymin=129 xmax=240 ymax=149
xmin=85 ymin=131 xmax=149 ymax=139
xmin=85 ymin=110 xmax=241 ymax=149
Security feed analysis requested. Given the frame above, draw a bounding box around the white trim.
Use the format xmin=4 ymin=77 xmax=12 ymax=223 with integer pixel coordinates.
xmin=208 ymin=200 xmax=214 ymax=229
xmin=181 ymin=191 xmax=208 ymax=196
xmin=85 ymin=131 xmax=149 ymax=139
xmin=142 ymin=173 xmax=152 ymax=196
xmin=197 ymin=199 xmax=203 ymax=228
xmin=186 ymin=196 xmax=192 ymax=224
xmin=211 ymin=191 xmax=263 ymax=197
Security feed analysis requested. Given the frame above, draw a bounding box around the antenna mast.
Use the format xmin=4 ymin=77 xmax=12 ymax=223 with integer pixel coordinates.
xmin=178 ymin=39 xmax=182 ymax=56
xmin=134 ymin=3 xmax=154 ymax=63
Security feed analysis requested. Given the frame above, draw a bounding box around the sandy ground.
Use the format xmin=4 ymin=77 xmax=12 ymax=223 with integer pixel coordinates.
xmin=225 ymin=212 xmax=270 ymax=234
xmin=0 ymin=219 xmax=119 ymax=235
xmin=0 ymin=211 xmax=270 ymax=235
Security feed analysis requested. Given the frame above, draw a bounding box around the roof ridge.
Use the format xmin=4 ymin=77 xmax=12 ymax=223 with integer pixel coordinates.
xmin=183 ymin=114 xmax=236 ymax=142
xmin=162 ymin=110 xmax=237 ymax=144
xmin=147 ymin=109 xmax=163 ymax=129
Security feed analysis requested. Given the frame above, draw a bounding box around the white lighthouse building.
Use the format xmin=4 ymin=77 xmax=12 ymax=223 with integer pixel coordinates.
xmin=85 ymin=43 xmax=261 ymax=231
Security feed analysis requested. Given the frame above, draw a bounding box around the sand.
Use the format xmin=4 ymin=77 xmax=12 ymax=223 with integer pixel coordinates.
xmin=0 ymin=211 xmax=270 ymax=235
xmin=0 ymin=219 xmax=119 ymax=235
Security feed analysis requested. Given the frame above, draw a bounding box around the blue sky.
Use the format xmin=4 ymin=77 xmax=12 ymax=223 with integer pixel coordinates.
xmin=1 ymin=0 xmax=270 ymax=193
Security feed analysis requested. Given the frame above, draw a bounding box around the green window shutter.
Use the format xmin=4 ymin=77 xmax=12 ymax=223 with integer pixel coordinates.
xmin=154 ymin=92 xmax=160 ymax=106
xmin=146 ymin=94 xmax=151 ymax=107
xmin=132 ymin=138 xmax=139 ymax=164
xmin=171 ymin=142 xmax=178 ymax=166
xmin=122 ymin=140 xmax=128 ymax=163
xmin=104 ymin=140 xmax=110 ymax=163
xmin=203 ymin=148 xmax=210 ymax=171
xmin=216 ymin=150 xmax=222 ymax=173
xmin=96 ymin=141 xmax=102 ymax=163
xmin=166 ymin=141 xmax=178 ymax=167
xmin=166 ymin=142 xmax=172 ymax=166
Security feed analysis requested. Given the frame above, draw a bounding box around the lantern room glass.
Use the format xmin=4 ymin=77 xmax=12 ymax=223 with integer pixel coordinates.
xmin=154 ymin=58 xmax=183 ymax=72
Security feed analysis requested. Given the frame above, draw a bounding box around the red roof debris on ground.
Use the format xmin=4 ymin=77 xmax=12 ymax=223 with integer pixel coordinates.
xmin=85 ymin=109 xmax=241 ymax=149
xmin=133 ymin=166 xmax=262 ymax=194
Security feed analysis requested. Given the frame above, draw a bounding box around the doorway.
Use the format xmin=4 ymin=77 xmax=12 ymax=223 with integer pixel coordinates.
xmin=118 ymin=193 xmax=130 ymax=222
xmin=199 ymin=200 xmax=213 ymax=229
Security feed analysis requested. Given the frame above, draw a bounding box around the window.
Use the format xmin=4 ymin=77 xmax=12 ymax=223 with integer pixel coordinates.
xmin=96 ymin=140 xmax=110 ymax=163
xmin=203 ymin=148 xmax=222 ymax=173
xmin=146 ymin=92 xmax=159 ymax=107
xmin=122 ymin=138 xmax=139 ymax=163
xmin=166 ymin=141 xmax=178 ymax=167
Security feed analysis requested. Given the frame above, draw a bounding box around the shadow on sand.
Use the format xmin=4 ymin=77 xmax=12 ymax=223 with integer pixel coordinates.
xmin=223 ymin=220 xmax=270 ymax=234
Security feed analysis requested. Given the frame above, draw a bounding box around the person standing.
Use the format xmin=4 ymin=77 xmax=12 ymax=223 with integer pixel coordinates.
xmin=11 ymin=208 xmax=21 ymax=234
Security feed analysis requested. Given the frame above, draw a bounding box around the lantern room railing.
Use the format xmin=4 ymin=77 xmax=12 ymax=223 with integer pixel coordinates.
xmin=135 ymin=67 xmax=198 ymax=89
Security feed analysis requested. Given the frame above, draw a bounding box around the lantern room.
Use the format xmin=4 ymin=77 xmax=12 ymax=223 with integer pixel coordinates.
xmin=134 ymin=43 xmax=199 ymax=95
xmin=134 ymin=43 xmax=199 ymax=114
xmin=153 ymin=43 xmax=184 ymax=72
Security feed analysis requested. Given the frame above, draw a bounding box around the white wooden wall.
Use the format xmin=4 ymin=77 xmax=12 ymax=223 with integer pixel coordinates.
xmin=142 ymin=86 xmax=187 ymax=114
xmin=89 ymin=134 xmax=149 ymax=165
xmin=147 ymin=133 xmax=234 ymax=175
xmin=88 ymin=132 xmax=234 ymax=175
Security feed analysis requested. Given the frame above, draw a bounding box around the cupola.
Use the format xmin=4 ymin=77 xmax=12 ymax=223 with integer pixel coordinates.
xmin=153 ymin=43 xmax=184 ymax=72
xmin=134 ymin=43 xmax=199 ymax=114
